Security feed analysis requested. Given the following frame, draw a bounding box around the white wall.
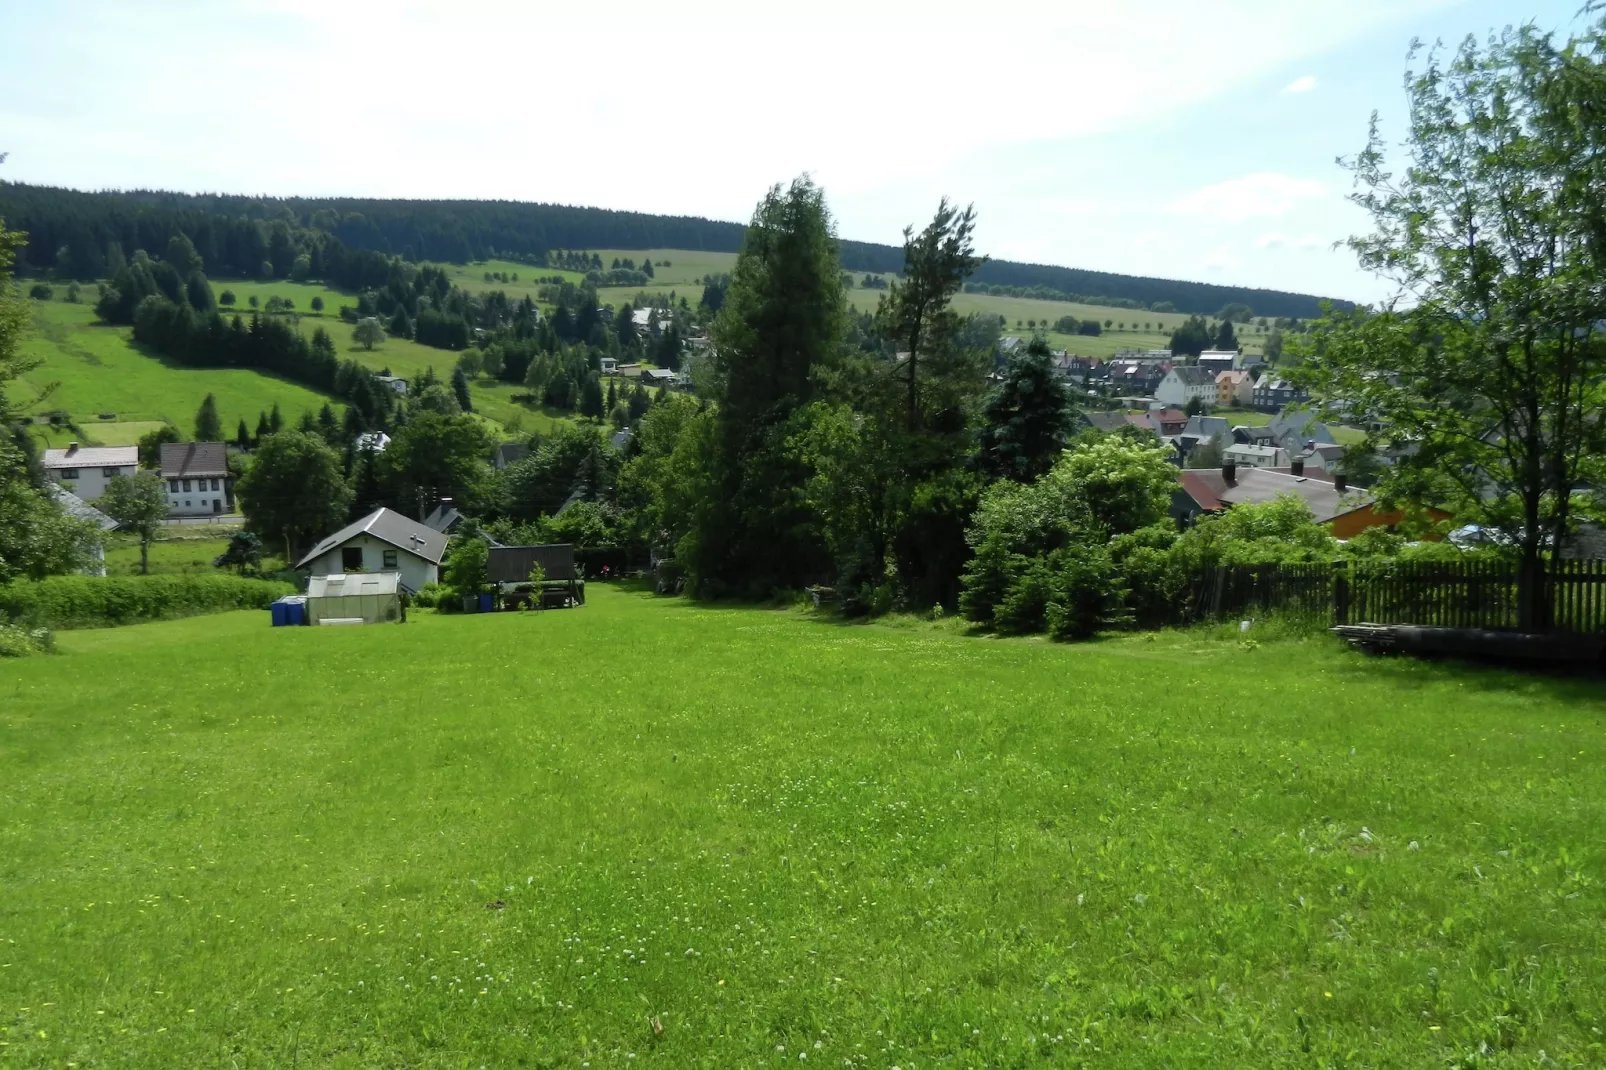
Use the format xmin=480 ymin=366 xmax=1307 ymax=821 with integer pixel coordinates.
xmin=302 ymin=534 xmax=437 ymax=592
xmin=48 ymin=464 xmax=133 ymax=502
xmin=165 ymin=475 xmax=231 ymax=516
xmin=1155 ymin=375 xmax=1213 ymax=409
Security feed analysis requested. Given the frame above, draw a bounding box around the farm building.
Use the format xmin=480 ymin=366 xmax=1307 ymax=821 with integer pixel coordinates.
xmin=295 ymin=507 xmax=446 ymax=592
xmin=487 ymin=544 xmax=584 ymax=607
xmin=304 ymin=572 xmax=404 ymax=624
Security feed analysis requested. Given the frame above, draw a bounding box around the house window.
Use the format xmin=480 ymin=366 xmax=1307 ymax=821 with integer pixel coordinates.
xmin=58 ymin=468 xmax=80 ymax=479
xmin=102 ymin=466 xmax=122 ymax=477
xmin=184 ymin=500 xmax=191 ymax=507
xmin=211 ymin=478 xmax=221 ymax=491
xmin=182 ymin=479 xmax=192 ymax=492
xmin=382 ymin=549 xmax=397 ymax=569
xmin=168 ymin=479 xmax=179 ymax=493
xmin=341 ymin=546 xmax=364 ymax=571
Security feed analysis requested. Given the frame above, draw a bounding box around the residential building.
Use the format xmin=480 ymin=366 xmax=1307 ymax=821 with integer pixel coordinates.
xmin=1215 ymin=369 xmax=1254 ymax=407
xmin=1252 ymin=376 xmax=1309 ymax=411
xmin=422 ymin=500 xmax=465 ymax=534
xmin=1197 ymin=349 xmax=1242 ymax=376
xmin=49 ymin=484 xmax=118 ymax=575
xmin=600 ymin=357 xmax=618 ymax=374
xmin=1080 ymin=411 xmax=1131 ymax=434
xmin=41 ymin=443 xmax=138 ymax=502
xmin=354 ymin=431 xmax=391 ymax=453
xmin=1155 ymin=366 xmax=1217 ymax=409
xmin=1107 ymin=358 xmax=1169 ymax=395
xmin=1176 ymin=463 xmax=1446 ymax=539
xmin=374 ymin=375 xmax=409 ymax=396
xmin=1223 ymin=443 xmax=1288 ymax=469
xmin=294 ymin=507 xmax=448 ymax=592
xmin=643 ymin=368 xmax=677 ymax=386
xmin=160 ymin=442 xmax=233 ymax=517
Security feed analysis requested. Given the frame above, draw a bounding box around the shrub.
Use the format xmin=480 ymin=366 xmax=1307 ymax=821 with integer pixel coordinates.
xmin=0 ymin=575 xmax=293 ymax=629
xmin=0 ymin=620 xmax=54 ymax=657
xmin=412 ymin=582 xmax=445 ymax=609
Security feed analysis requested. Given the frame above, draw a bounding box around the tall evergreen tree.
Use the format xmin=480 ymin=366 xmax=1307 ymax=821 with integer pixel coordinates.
xmin=268 ymin=402 xmax=283 ymax=433
xmin=194 ymin=393 xmax=222 ymax=441
xmin=235 ymin=418 xmax=251 ymax=450
xmin=451 ymin=365 xmax=474 ymax=413
xmin=976 ymin=337 xmax=1076 ymax=482
xmin=692 ymin=176 xmax=846 ymax=594
xmin=255 ymin=411 xmax=271 ymax=442
xmin=1214 ymin=318 xmax=1237 ymax=351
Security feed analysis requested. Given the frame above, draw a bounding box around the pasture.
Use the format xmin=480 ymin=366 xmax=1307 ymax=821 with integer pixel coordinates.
xmin=2 ymin=588 xmax=1602 ymax=1066
xmin=14 ymin=299 xmax=332 ymax=444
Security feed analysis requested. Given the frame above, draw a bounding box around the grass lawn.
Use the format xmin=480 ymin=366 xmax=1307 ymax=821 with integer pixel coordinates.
xmin=15 ymin=299 xmax=333 ymax=442
xmin=2 ymin=589 xmax=1603 ymax=1065
xmin=103 ymin=537 xmax=231 ymax=576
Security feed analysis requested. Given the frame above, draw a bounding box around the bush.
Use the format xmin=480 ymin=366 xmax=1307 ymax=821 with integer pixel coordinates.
xmin=0 ymin=575 xmax=293 ymax=629
xmin=412 ymin=582 xmax=445 ymax=609
xmin=0 ymin=620 xmax=54 ymax=657
xmin=29 ymin=283 xmax=52 ymax=300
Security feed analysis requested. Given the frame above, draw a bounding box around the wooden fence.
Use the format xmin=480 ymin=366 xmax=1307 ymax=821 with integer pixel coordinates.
xmin=1192 ymin=559 xmax=1606 ymax=636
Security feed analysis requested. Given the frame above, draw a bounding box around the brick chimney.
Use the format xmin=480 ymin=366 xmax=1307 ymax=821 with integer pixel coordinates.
xmin=1222 ymin=461 xmax=1237 ymax=484
xmin=66 ymin=442 xmax=79 ymax=455
xmin=1290 ymin=457 xmax=1305 ymax=477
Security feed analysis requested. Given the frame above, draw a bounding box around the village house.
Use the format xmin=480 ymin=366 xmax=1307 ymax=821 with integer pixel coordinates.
xmin=374 ymin=375 xmax=409 ymax=396
xmin=50 ymin=484 xmax=117 ymax=575
xmin=1175 ymin=462 xmax=1447 ymax=539
xmin=1154 ymin=366 xmax=1217 ymax=409
xmin=1196 ymin=349 xmax=1242 ymax=377
xmin=41 ymin=443 xmax=138 ymax=502
xmin=1106 ymin=358 xmax=1169 ymax=396
xmin=295 ymin=507 xmax=447 ymax=592
xmin=160 ymin=442 xmax=233 ymax=517
xmin=1253 ymin=375 xmax=1309 ymax=412
xmin=1215 ymin=369 xmax=1255 ymax=407
xmin=599 ymin=356 xmax=618 ymax=374
xmin=1222 ymin=442 xmax=1288 ymax=470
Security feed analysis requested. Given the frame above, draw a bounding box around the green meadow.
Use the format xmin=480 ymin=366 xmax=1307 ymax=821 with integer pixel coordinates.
xmin=2 ymin=587 xmax=1603 ymax=1066
xmin=14 ymin=298 xmax=332 ymax=443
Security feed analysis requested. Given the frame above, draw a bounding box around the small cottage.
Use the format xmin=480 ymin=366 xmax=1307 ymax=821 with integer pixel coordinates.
xmin=294 ymin=507 xmax=447 ymax=592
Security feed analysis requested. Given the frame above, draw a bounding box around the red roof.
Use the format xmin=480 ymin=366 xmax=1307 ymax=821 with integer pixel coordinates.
xmin=1178 ymin=470 xmax=1226 ymax=511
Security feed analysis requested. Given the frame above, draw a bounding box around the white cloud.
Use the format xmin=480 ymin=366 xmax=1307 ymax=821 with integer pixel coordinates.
xmin=1169 ymin=173 xmax=1329 ymax=224
xmin=1282 ymin=75 xmax=1319 ymax=94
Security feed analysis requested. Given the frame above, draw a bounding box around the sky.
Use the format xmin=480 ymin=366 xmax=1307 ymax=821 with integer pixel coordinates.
xmin=0 ymin=0 xmax=1590 ymax=304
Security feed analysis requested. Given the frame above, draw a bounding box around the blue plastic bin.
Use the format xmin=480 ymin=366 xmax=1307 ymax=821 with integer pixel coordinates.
xmin=285 ymin=599 xmax=306 ymax=626
xmin=478 ymin=592 xmax=494 ymax=613
xmin=270 ymin=601 xmax=287 ymax=627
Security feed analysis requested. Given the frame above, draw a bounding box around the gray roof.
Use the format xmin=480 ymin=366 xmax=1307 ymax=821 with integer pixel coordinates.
xmin=50 ymin=484 xmax=118 ymax=531
xmin=1183 ymin=415 xmax=1230 ymax=440
xmin=494 ymin=442 xmax=530 ymax=468
xmin=1169 ymin=366 xmax=1218 ymax=386
xmin=421 ymin=503 xmax=464 ymax=533
xmin=1081 ymin=411 xmax=1129 ymax=432
xmin=1217 ymin=468 xmax=1373 ymax=523
xmin=488 ymin=544 xmax=577 ymax=584
xmin=161 ymin=441 xmax=228 ymax=478
xmin=295 ymin=507 xmax=447 ymax=568
xmin=43 ymin=444 xmax=138 ymax=469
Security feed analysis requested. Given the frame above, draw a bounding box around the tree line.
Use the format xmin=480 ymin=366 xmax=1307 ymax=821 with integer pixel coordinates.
xmin=0 ymin=180 xmax=1343 ymax=318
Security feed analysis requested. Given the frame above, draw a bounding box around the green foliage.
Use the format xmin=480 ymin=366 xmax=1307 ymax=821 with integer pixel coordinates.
xmin=0 ymin=619 xmax=53 ymax=657
xmin=236 ymin=430 xmax=352 ymax=554
xmin=1170 ymin=495 xmax=1339 ymax=570
xmin=976 ymin=335 xmax=1075 ymax=481
xmin=353 ymin=317 xmax=385 ymax=350
xmin=0 ymin=574 xmax=291 ymax=628
xmin=194 ymin=391 xmax=222 ymax=441
xmin=213 ymin=530 xmax=264 ymax=575
xmin=442 ymin=531 xmax=489 ymax=601
xmin=384 ymin=410 xmax=494 ymax=512
xmin=98 ymin=473 xmax=168 ymax=575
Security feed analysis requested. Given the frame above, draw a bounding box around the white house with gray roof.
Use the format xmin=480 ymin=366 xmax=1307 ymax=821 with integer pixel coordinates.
xmin=294 ymin=507 xmax=448 ymax=592
xmin=42 ymin=443 xmax=139 ymax=502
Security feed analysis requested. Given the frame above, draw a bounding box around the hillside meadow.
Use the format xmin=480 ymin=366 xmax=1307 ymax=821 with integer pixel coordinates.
xmin=1 ymin=587 xmax=1602 ymax=1066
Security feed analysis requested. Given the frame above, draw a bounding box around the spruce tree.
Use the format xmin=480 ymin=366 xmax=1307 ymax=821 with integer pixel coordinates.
xmin=451 ymin=365 xmax=474 ymax=413
xmin=194 ymin=393 xmax=223 ymax=441
xmin=255 ymin=411 xmax=271 ymax=442
xmin=235 ymin=418 xmax=251 ymax=450
xmin=268 ymin=402 xmax=283 ymax=433
xmin=976 ymin=337 xmax=1075 ymax=482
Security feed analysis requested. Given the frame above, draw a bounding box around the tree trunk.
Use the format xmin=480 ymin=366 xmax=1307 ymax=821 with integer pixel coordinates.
xmin=140 ymin=537 xmax=150 ymax=576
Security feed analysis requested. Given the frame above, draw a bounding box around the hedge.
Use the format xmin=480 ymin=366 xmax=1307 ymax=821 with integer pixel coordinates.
xmin=0 ymin=574 xmax=294 ymax=629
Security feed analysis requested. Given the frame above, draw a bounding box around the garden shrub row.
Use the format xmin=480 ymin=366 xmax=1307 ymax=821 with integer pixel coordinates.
xmin=0 ymin=574 xmax=294 ymax=629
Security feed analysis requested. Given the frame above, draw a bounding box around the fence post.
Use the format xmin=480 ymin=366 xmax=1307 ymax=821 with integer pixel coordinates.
xmin=1333 ymin=560 xmax=1350 ymax=627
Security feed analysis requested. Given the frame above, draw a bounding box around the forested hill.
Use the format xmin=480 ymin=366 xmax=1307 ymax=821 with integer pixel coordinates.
xmin=0 ymin=181 xmax=1349 ymax=318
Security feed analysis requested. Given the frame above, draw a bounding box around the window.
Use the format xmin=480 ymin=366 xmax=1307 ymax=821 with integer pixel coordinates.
xmin=341 ymin=546 xmax=364 ymax=572
xmin=382 ymin=549 xmax=397 ymax=569
xmin=211 ymin=478 xmax=221 ymax=491
xmin=182 ymin=479 xmax=192 ymax=492
xmin=212 ymin=499 xmax=222 ymax=514
xmin=58 ymin=468 xmax=80 ymax=480
xmin=168 ymin=479 xmax=179 ymax=493
xmin=183 ymin=500 xmax=191 ymax=507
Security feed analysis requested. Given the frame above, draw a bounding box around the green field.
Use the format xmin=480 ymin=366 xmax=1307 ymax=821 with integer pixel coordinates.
xmin=3 ymin=588 xmax=1603 ymax=1065
xmin=103 ymin=537 xmax=231 ymax=576
xmin=14 ymin=298 xmax=334 ymax=443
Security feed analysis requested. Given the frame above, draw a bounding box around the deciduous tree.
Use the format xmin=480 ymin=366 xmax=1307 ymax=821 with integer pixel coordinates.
xmin=99 ymin=473 xmax=168 ymax=574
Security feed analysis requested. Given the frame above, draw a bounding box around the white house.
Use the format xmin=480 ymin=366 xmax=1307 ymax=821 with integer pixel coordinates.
xmin=294 ymin=507 xmax=447 ymax=593
xmin=160 ymin=442 xmax=233 ymax=517
xmin=1154 ymin=366 xmax=1217 ymax=409
xmin=41 ymin=443 xmax=138 ymax=502
xmin=600 ymin=356 xmax=618 ymax=374
xmin=1197 ymin=349 xmax=1242 ymax=376
xmin=1223 ymin=443 xmax=1288 ymax=469
xmin=374 ymin=375 xmax=409 ymax=396
xmin=354 ymin=431 xmax=391 ymax=453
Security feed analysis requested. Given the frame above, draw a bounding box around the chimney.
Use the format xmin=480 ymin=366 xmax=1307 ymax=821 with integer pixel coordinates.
xmin=1333 ymin=473 xmax=1348 ymax=493
xmin=1222 ymin=461 xmax=1237 ymax=484
xmin=1290 ymin=457 xmax=1305 ymax=477
xmin=66 ymin=441 xmax=79 ymax=455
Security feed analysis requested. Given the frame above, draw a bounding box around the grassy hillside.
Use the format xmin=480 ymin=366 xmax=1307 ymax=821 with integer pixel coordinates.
xmin=2 ymin=588 xmax=1602 ymax=1065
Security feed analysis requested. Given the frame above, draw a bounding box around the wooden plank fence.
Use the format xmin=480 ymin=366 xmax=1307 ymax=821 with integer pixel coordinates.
xmin=1191 ymin=558 xmax=1606 ymax=636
